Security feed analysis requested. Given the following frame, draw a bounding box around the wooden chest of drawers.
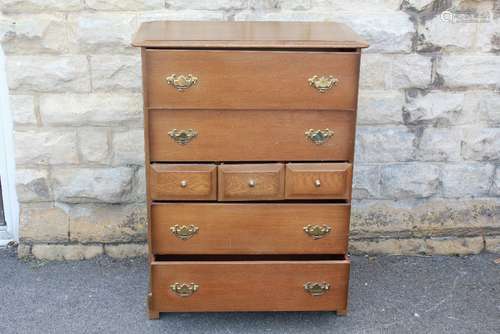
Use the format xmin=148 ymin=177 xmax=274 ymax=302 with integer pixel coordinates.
xmin=133 ymin=21 xmax=368 ymax=319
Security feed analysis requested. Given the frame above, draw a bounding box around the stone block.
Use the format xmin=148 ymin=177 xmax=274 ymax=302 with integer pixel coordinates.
xmin=485 ymin=236 xmax=500 ymax=253
xmin=52 ymin=167 xmax=135 ymax=204
xmin=1 ymin=0 xmax=81 ymax=13
xmin=32 ymin=244 xmax=103 ymax=261
xmin=492 ymin=168 xmax=500 ymax=196
xmin=357 ymin=90 xmax=403 ymax=125
xmin=352 ymin=164 xmax=380 ymax=199
xmin=19 ymin=204 xmax=69 ymax=242
xmin=39 ymin=93 xmax=143 ymax=126
xmin=403 ymin=91 xmax=468 ymax=125
xmin=85 ymin=0 xmax=164 ymax=11
xmin=441 ymin=163 xmax=495 ymax=197
xmin=381 ymin=163 xmax=440 ymax=199
xmin=10 ymin=95 xmax=36 ymax=125
xmin=137 ymin=10 xmax=224 ymax=23
xmin=468 ymin=91 xmax=500 ymax=126
xmin=390 ymin=55 xmax=432 ymax=89
xmin=78 ymin=128 xmax=110 ymax=163
xmin=359 ymin=54 xmax=391 ymax=89
xmin=355 ymin=127 xmax=415 ymax=163
xmin=15 ymin=129 xmax=78 ymax=165
xmin=416 ymin=128 xmax=462 ymax=162
xmin=461 ymin=128 xmax=500 ymax=161
xmin=7 ymin=55 xmax=90 ymax=93
xmin=90 ymin=55 xmax=141 ymax=92
xmin=166 ymin=0 xmax=247 ymax=10
xmin=438 ymin=55 xmax=500 ymax=88
xmin=104 ymin=243 xmax=147 ymax=258
xmin=112 ymin=129 xmax=145 ymax=165
xmin=16 ymin=168 xmax=51 ymax=202
xmin=69 ymin=203 xmax=147 ymax=243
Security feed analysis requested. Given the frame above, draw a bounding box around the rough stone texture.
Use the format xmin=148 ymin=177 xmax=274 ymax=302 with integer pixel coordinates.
xmin=16 ymin=168 xmax=51 ymax=202
xmin=19 ymin=204 xmax=69 ymax=242
xmin=52 ymin=167 xmax=135 ymax=204
xmin=9 ymin=94 xmax=36 ymax=125
xmin=69 ymin=204 xmax=147 ymax=243
xmin=104 ymin=243 xmax=147 ymax=258
xmin=111 ymin=129 xmax=145 ymax=165
xmin=380 ymin=163 xmax=440 ymax=199
xmin=31 ymin=244 xmax=103 ymax=261
xmin=349 ymin=236 xmax=484 ymax=255
xmin=39 ymin=94 xmax=143 ymax=126
xmin=78 ymin=128 xmax=110 ymax=163
xmin=3 ymin=0 xmax=499 ymax=256
xmin=441 ymin=164 xmax=495 ymax=198
xmin=485 ymin=236 xmax=500 ymax=253
xmin=6 ymin=55 xmax=90 ymax=93
xmin=15 ymin=129 xmax=79 ymax=165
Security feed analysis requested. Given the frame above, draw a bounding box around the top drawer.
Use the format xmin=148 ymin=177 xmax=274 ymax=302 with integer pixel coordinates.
xmin=144 ymin=50 xmax=360 ymax=110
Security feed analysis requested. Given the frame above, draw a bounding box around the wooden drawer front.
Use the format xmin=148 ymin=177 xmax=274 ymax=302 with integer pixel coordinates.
xmin=286 ymin=163 xmax=352 ymax=200
xmin=145 ymin=50 xmax=359 ymax=110
xmin=149 ymin=164 xmax=217 ymax=200
xmin=151 ymin=258 xmax=349 ymax=312
xmin=151 ymin=204 xmax=350 ymax=254
xmin=218 ymin=164 xmax=284 ymax=201
xmin=149 ymin=110 xmax=355 ymax=162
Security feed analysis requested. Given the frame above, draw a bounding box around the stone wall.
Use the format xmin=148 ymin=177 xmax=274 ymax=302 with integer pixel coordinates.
xmin=1 ymin=0 xmax=499 ymax=259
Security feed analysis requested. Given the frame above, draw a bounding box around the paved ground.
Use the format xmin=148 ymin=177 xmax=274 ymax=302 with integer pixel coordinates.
xmin=0 ymin=248 xmax=498 ymax=334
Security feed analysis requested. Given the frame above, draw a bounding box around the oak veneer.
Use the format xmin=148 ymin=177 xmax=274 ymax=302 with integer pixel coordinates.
xmin=133 ymin=20 xmax=367 ymax=318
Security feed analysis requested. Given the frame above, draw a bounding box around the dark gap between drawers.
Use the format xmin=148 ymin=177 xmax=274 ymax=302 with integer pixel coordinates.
xmin=151 ymin=199 xmax=350 ymax=204
xmin=154 ymin=254 xmax=347 ymax=262
xmin=145 ymin=47 xmax=359 ymax=52
xmin=150 ymin=160 xmax=352 ymax=165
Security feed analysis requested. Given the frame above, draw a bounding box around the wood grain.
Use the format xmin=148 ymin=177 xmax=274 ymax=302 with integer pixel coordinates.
xmin=149 ymin=164 xmax=217 ymax=200
xmin=149 ymin=109 xmax=355 ymax=162
xmin=218 ymin=164 xmax=284 ymax=201
xmin=133 ymin=21 xmax=368 ymax=49
xmin=285 ymin=163 xmax=353 ymax=200
xmin=151 ymin=203 xmax=350 ymax=254
xmin=150 ymin=258 xmax=350 ymax=312
xmin=145 ymin=50 xmax=360 ymax=110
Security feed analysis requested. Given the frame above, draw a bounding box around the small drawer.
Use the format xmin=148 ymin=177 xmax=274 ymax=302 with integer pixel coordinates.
xmin=149 ymin=164 xmax=217 ymax=201
xmin=285 ymin=163 xmax=352 ymax=200
xmin=150 ymin=256 xmax=349 ymax=313
xmin=151 ymin=203 xmax=350 ymax=254
xmin=218 ymin=164 xmax=285 ymax=201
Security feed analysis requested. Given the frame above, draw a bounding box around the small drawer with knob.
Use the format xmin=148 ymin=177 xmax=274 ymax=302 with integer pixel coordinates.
xmin=218 ymin=164 xmax=285 ymax=201
xmin=285 ymin=163 xmax=353 ymax=200
xmin=149 ymin=164 xmax=217 ymax=201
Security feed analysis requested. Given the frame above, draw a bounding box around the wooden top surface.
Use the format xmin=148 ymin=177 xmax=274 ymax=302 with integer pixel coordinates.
xmin=132 ymin=21 xmax=368 ymax=49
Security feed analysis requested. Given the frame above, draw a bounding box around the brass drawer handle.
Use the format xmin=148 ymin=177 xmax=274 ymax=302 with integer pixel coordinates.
xmin=308 ymin=75 xmax=338 ymax=93
xmin=168 ymin=129 xmax=197 ymax=145
xmin=304 ymin=282 xmax=331 ymax=296
xmin=170 ymin=282 xmax=199 ymax=297
xmin=170 ymin=224 xmax=199 ymax=240
xmin=166 ymin=74 xmax=198 ymax=91
xmin=305 ymin=128 xmax=334 ymax=145
xmin=303 ymin=224 xmax=331 ymax=239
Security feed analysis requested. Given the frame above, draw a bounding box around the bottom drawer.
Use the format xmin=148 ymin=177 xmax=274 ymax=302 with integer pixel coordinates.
xmin=150 ymin=256 xmax=349 ymax=313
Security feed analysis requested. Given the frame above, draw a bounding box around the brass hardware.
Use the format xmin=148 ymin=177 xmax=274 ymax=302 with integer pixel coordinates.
xmin=170 ymin=224 xmax=199 ymax=240
xmin=303 ymin=224 xmax=332 ymax=239
xmin=166 ymin=74 xmax=198 ymax=91
xmin=304 ymin=282 xmax=331 ymax=296
xmin=308 ymin=75 xmax=338 ymax=93
xmin=180 ymin=180 xmax=188 ymax=188
xmin=305 ymin=128 xmax=334 ymax=145
xmin=170 ymin=283 xmax=199 ymax=297
xmin=314 ymin=179 xmax=321 ymax=187
xmin=168 ymin=129 xmax=198 ymax=145
xmin=248 ymin=180 xmax=256 ymax=188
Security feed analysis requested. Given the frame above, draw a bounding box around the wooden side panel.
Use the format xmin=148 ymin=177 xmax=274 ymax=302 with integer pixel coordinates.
xmin=149 ymin=164 xmax=217 ymax=200
xmin=151 ymin=203 xmax=350 ymax=254
xmin=218 ymin=164 xmax=284 ymax=201
xmin=145 ymin=50 xmax=359 ymax=110
xmin=151 ymin=259 xmax=350 ymax=312
xmin=149 ymin=109 xmax=355 ymax=162
xmin=286 ymin=163 xmax=353 ymax=200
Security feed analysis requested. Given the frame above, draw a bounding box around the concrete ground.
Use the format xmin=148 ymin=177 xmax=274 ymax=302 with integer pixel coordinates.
xmin=0 ymin=248 xmax=498 ymax=334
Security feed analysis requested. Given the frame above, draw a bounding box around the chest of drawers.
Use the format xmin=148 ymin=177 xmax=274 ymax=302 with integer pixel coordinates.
xmin=133 ymin=21 xmax=368 ymax=319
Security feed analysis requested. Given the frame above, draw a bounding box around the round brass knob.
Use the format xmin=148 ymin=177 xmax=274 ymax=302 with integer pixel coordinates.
xmin=180 ymin=180 xmax=188 ymax=188
xmin=248 ymin=180 xmax=256 ymax=188
xmin=314 ymin=179 xmax=321 ymax=187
